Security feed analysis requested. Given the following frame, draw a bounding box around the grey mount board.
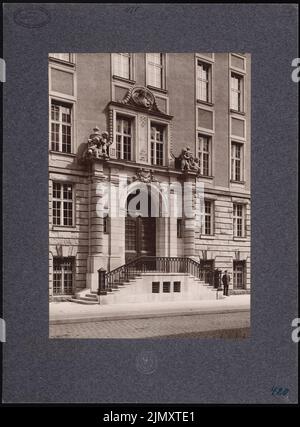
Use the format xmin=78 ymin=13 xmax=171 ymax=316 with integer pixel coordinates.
xmin=2 ymin=3 xmax=298 ymax=403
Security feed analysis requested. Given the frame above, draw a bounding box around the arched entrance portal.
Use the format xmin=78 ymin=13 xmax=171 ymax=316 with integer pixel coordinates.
xmin=125 ymin=187 xmax=157 ymax=263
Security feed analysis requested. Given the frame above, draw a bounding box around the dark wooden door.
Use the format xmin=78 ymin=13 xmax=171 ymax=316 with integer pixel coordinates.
xmin=200 ymin=259 xmax=214 ymax=285
xmin=125 ymin=216 xmax=156 ymax=263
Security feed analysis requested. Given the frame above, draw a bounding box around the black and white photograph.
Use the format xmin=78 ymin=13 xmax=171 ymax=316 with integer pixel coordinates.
xmin=3 ymin=3 xmax=297 ymax=407
xmin=48 ymin=53 xmax=251 ymax=339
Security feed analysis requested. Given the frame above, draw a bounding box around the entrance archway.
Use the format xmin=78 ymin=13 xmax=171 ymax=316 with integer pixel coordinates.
xmin=125 ymin=187 xmax=157 ymax=263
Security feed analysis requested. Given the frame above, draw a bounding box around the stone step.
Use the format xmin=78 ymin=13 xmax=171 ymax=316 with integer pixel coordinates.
xmin=69 ymin=298 xmax=99 ymax=305
xmin=84 ymin=294 xmax=98 ymax=299
xmin=81 ymin=295 xmax=98 ymax=301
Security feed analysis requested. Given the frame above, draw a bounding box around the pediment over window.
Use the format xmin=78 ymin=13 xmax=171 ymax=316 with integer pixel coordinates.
xmin=112 ymin=86 xmax=173 ymax=120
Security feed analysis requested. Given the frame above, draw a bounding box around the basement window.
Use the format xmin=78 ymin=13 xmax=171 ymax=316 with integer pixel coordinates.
xmin=163 ymin=282 xmax=171 ymax=293
xmin=152 ymin=282 xmax=160 ymax=293
xmin=173 ymin=281 xmax=181 ymax=292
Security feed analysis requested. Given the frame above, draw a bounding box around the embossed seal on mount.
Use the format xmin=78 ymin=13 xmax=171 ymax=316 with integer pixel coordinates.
xmin=136 ymin=350 xmax=157 ymax=375
xmin=13 ymin=6 xmax=51 ymax=28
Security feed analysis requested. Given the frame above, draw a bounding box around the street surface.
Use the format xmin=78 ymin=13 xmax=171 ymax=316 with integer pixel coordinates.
xmin=50 ymin=310 xmax=250 ymax=339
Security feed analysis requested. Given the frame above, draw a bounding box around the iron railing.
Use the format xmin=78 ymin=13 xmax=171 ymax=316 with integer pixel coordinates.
xmin=100 ymin=256 xmax=222 ymax=293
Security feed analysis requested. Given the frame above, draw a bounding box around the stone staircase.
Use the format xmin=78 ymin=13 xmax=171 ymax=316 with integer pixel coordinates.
xmin=70 ymin=272 xmax=217 ymax=305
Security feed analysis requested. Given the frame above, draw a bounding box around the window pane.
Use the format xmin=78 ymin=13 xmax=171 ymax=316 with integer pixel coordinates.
xmin=52 ymin=201 xmax=61 ymax=225
xmin=50 ymin=102 xmax=72 ymax=152
xmin=51 ymin=53 xmax=71 ymax=62
xmin=198 ymin=134 xmax=211 ymax=176
xmin=116 ymin=117 xmax=132 ymax=160
xmin=231 ymin=73 xmax=242 ymax=111
xmin=114 ymin=53 xmax=130 ymax=79
xmin=63 ymin=201 xmax=73 ymax=226
xmin=62 ymin=125 xmax=71 ymax=153
xmin=147 ymin=53 xmax=163 ymax=88
xmin=150 ymin=124 xmax=165 ymax=165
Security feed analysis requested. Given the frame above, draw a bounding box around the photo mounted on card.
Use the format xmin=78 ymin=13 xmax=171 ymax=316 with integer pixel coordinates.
xmin=48 ymin=52 xmax=251 ymax=339
xmin=3 ymin=3 xmax=298 ymax=405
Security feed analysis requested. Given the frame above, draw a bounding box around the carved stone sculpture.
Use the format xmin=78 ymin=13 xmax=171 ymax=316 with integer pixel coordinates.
xmin=132 ymin=168 xmax=158 ymax=183
xmin=85 ymin=127 xmax=112 ymax=160
xmin=179 ymin=146 xmax=201 ymax=174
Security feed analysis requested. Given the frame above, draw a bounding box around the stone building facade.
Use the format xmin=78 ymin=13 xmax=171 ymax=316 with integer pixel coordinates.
xmin=48 ymin=53 xmax=251 ymax=300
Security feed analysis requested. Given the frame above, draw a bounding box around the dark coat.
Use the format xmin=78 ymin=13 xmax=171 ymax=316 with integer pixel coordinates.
xmin=222 ymin=274 xmax=229 ymax=286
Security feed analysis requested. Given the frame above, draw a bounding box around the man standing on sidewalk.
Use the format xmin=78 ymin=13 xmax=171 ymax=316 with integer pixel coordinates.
xmin=222 ymin=270 xmax=230 ymax=296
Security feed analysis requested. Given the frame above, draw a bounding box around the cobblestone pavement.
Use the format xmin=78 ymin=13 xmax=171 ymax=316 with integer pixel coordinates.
xmin=50 ymin=310 xmax=250 ymax=339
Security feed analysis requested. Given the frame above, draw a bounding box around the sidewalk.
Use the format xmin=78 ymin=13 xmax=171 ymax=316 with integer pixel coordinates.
xmin=50 ymin=295 xmax=250 ymax=324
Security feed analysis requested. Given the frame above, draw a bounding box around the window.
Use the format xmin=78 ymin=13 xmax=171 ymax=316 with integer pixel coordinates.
xmin=177 ymin=218 xmax=183 ymax=238
xmin=163 ymin=282 xmax=171 ymax=293
xmin=196 ymin=60 xmax=211 ymax=102
xmin=151 ymin=123 xmax=165 ymax=166
xmin=231 ymin=142 xmax=243 ymax=182
xmin=103 ymin=215 xmax=110 ymax=234
xmin=231 ymin=72 xmax=244 ymax=112
xmin=52 ymin=182 xmax=74 ymax=226
xmin=116 ymin=116 xmax=132 ymax=160
xmin=147 ymin=53 xmax=165 ymax=89
xmin=197 ymin=134 xmax=211 ymax=176
xmin=53 ymin=257 xmax=74 ymax=295
xmin=113 ymin=53 xmax=132 ymax=80
xmin=51 ymin=101 xmax=72 ymax=153
xmin=202 ymin=200 xmax=214 ymax=236
xmin=152 ymin=282 xmax=160 ymax=293
xmin=233 ymin=203 xmax=245 ymax=237
xmin=49 ymin=53 xmax=72 ymax=63
xmin=233 ymin=261 xmax=245 ymax=289
xmin=173 ymin=281 xmax=181 ymax=292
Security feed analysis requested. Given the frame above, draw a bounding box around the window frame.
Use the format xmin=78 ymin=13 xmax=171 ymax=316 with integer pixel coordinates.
xmin=53 ymin=256 xmax=75 ymax=296
xmin=50 ymin=99 xmax=73 ymax=153
xmin=231 ymin=141 xmax=244 ymax=182
xmin=233 ymin=203 xmax=246 ymax=238
xmin=150 ymin=121 xmax=166 ymax=166
xmin=177 ymin=218 xmax=183 ymax=238
xmin=197 ymin=133 xmax=212 ymax=177
xmin=230 ymin=71 xmax=245 ymax=113
xmin=233 ymin=260 xmax=246 ymax=289
xmin=146 ymin=53 xmax=166 ymax=90
xmin=201 ymin=199 xmax=214 ymax=236
xmin=196 ymin=59 xmax=212 ymax=103
xmin=52 ymin=182 xmax=75 ymax=227
xmin=49 ymin=53 xmax=75 ymax=65
xmin=112 ymin=53 xmax=134 ymax=81
xmin=103 ymin=215 xmax=110 ymax=234
xmin=115 ymin=114 xmax=134 ymax=161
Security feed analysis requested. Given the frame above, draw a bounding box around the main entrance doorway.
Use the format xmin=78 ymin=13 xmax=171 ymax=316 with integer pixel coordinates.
xmin=125 ymin=189 xmax=156 ymax=263
xmin=125 ymin=216 xmax=156 ymax=263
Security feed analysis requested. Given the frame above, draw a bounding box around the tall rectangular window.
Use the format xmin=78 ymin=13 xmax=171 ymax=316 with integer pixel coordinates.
xmin=177 ymin=218 xmax=183 ymax=238
xmin=203 ymin=200 xmax=213 ymax=236
xmin=51 ymin=101 xmax=72 ymax=153
xmin=196 ymin=60 xmax=211 ymax=102
xmin=198 ymin=134 xmax=211 ymax=176
xmin=113 ymin=53 xmax=132 ymax=79
xmin=147 ymin=53 xmax=165 ymax=89
xmin=116 ymin=116 xmax=132 ymax=160
xmin=151 ymin=123 xmax=165 ymax=166
xmin=233 ymin=261 xmax=245 ymax=289
xmin=233 ymin=203 xmax=245 ymax=237
xmin=231 ymin=72 xmax=244 ymax=112
xmin=53 ymin=257 xmax=74 ymax=295
xmin=52 ymin=182 xmax=74 ymax=226
xmin=231 ymin=142 xmax=243 ymax=182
